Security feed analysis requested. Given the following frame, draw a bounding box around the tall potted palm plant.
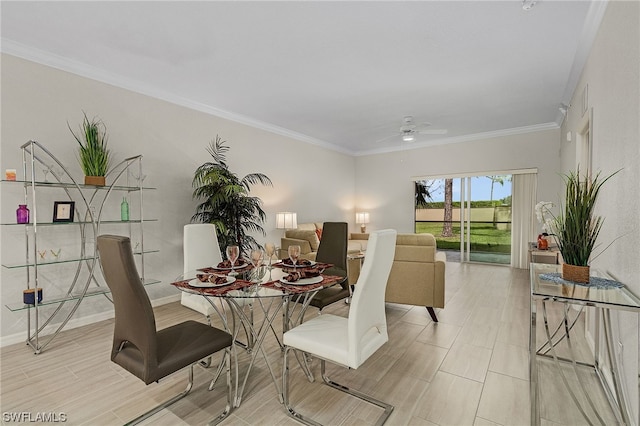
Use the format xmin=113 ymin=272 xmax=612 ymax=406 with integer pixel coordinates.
xmin=69 ymin=113 xmax=111 ymax=186
xmin=192 ymin=136 xmax=272 ymax=258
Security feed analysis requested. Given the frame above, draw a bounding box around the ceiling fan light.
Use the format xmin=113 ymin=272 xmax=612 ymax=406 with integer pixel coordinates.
xmin=402 ymin=134 xmax=415 ymax=142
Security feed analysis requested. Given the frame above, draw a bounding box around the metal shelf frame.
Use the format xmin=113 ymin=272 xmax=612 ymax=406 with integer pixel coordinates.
xmin=1 ymin=140 xmax=158 ymax=353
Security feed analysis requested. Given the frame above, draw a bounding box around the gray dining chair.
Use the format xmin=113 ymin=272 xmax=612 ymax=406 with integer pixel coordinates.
xmin=97 ymin=234 xmax=233 ymax=425
xmin=282 ymin=229 xmax=397 ymax=425
xmin=299 ymin=222 xmax=350 ymax=312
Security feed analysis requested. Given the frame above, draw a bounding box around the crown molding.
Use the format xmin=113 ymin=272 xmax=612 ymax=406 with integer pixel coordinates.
xmin=560 ymin=0 xmax=609 ymax=106
xmin=355 ymin=122 xmax=561 ymax=157
xmin=1 ymin=39 xmax=354 ymax=156
xmin=1 ymin=39 xmax=562 ymax=158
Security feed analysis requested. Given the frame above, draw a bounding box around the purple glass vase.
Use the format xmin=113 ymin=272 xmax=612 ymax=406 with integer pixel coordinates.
xmin=16 ymin=204 xmax=29 ymax=224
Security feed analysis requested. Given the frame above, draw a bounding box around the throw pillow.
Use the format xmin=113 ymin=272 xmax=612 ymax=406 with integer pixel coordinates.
xmin=315 ymin=228 xmax=323 ymax=240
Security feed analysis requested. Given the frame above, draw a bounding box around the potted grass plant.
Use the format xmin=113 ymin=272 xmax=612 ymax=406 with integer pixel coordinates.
xmin=550 ymin=169 xmax=618 ymax=283
xmin=69 ymin=113 xmax=111 ymax=186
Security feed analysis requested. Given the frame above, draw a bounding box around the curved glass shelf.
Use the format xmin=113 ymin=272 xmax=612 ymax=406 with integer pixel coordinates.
xmin=1 ymin=219 xmax=158 ymax=227
xmin=4 ymin=278 xmax=162 ymax=311
xmin=1 ymin=179 xmax=155 ymax=191
xmin=1 ymin=249 xmax=160 ymax=269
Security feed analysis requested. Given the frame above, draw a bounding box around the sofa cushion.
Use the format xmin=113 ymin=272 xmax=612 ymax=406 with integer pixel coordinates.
xmin=297 ymin=222 xmax=323 ymax=231
xmin=285 ymin=229 xmax=320 ymax=251
xmin=394 ymin=245 xmax=435 ymax=263
xmin=395 ymin=233 xmax=436 ymax=246
xmin=297 ymin=223 xmax=317 ymax=232
xmin=394 ymin=233 xmax=437 ymax=262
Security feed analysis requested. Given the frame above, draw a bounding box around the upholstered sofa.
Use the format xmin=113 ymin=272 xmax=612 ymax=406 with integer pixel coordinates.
xmin=279 ymin=222 xmax=369 ymax=261
xmin=385 ymin=233 xmax=446 ymax=321
xmin=338 ymin=232 xmax=445 ymax=320
xmin=279 ymin=222 xmax=368 ymax=285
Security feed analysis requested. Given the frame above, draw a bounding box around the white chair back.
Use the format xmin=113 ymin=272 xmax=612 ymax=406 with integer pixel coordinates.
xmin=183 ymin=223 xmax=222 ymax=274
xmin=347 ymin=229 xmax=397 ymax=368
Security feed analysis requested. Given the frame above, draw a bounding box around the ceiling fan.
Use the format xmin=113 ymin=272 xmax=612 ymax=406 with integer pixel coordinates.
xmin=378 ymin=116 xmax=448 ymax=143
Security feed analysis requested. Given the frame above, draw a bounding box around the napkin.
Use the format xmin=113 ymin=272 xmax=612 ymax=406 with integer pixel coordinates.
xmin=284 ymin=269 xmax=321 ymax=282
xmin=284 ymin=272 xmax=302 ymax=282
xmin=282 ymin=258 xmax=312 ymax=266
xmin=217 ymin=259 xmax=244 ymax=268
xmin=195 ymin=274 xmax=228 ymax=285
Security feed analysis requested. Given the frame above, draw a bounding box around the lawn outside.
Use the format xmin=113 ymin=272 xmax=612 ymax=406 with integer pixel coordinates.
xmin=415 ymin=221 xmax=511 ymax=253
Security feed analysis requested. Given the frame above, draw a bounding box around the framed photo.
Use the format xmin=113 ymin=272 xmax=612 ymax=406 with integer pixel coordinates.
xmin=53 ymin=201 xmax=75 ymax=223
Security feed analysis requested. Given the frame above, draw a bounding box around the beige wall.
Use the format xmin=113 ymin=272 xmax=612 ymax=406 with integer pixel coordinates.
xmin=354 ymin=129 xmax=561 ymax=235
xmin=0 ymin=54 xmax=356 ymax=343
xmin=560 ymin=1 xmax=639 ymax=421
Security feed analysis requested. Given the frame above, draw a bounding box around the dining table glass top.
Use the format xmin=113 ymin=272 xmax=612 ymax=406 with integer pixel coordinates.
xmin=172 ymin=261 xmax=342 ymax=299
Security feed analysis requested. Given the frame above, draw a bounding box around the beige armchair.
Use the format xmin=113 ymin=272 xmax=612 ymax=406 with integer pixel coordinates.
xmin=385 ymin=233 xmax=446 ymax=322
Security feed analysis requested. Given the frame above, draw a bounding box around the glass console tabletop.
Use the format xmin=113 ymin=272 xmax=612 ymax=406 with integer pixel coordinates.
xmin=529 ymin=262 xmax=640 ymax=426
xmin=530 ymin=262 xmax=640 ymax=311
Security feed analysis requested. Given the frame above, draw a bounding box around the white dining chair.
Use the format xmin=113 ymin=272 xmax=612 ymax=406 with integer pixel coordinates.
xmin=182 ymin=223 xmax=255 ymax=355
xmin=181 ymin=223 xmax=223 ymax=319
xmin=282 ymin=229 xmax=397 ymax=426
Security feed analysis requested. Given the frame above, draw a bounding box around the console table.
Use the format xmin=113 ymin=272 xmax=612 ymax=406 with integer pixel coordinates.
xmin=529 ymin=263 xmax=640 ymax=425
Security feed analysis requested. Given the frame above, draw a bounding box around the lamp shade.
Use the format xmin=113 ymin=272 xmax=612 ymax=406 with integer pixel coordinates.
xmin=276 ymin=212 xmax=297 ymax=230
xmin=355 ymin=212 xmax=370 ymax=224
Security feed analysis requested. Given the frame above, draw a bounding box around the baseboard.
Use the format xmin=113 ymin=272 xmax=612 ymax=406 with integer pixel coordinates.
xmin=0 ymin=294 xmax=180 ymax=348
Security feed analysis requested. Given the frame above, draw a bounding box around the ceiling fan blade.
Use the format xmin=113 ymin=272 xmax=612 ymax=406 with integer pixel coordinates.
xmin=417 ymin=129 xmax=448 ymax=135
xmin=375 ymin=133 xmax=401 ymax=143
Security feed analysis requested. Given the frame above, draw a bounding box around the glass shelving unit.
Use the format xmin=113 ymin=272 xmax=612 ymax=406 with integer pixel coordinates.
xmin=1 ymin=140 xmax=159 ymax=353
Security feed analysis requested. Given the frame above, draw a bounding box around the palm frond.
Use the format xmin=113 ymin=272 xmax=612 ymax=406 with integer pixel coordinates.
xmin=191 ymin=136 xmax=271 ymax=258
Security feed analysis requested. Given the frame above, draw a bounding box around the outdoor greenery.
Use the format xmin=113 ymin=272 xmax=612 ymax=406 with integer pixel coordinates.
xmin=415 ymin=221 xmax=511 ymax=253
xmin=549 ymin=169 xmax=618 ymax=266
xmin=69 ymin=113 xmax=111 ymax=176
xmin=419 ymin=198 xmax=511 ymax=209
xmin=191 ymin=136 xmax=272 ymax=257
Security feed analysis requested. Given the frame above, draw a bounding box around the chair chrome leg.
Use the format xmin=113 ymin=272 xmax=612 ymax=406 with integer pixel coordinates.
xmin=208 ymin=348 xmax=234 ymax=425
xmin=320 ymin=360 xmax=394 ymax=426
xmin=200 ymin=315 xmax=213 ymax=368
xmin=126 ymin=351 xmax=235 ymax=426
xmin=282 ymin=348 xmax=394 ymax=426
xmin=208 ymin=354 xmax=226 ymax=391
xmin=283 ymin=347 xmax=322 ymax=426
xmin=126 ymin=365 xmax=195 ymax=425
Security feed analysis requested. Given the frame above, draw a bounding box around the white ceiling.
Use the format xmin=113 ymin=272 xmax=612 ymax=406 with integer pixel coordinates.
xmin=1 ymin=1 xmax=603 ymax=155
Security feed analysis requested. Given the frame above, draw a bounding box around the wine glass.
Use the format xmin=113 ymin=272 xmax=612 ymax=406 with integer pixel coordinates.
xmin=288 ymin=245 xmax=301 ymax=268
xmin=41 ymin=166 xmax=50 ymax=182
xmin=250 ymin=249 xmax=264 ymax=283
xmin=265 ymin=243 xmax=275 ymax=269
xmin=226 ymin=245 xmax=240 ymax=276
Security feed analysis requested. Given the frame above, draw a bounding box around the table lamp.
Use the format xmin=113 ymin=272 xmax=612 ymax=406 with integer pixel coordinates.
xmin=355 ymin=212 xmax=369 ymax=233
xmin=276 ymin=212 xmax=297 ymax=231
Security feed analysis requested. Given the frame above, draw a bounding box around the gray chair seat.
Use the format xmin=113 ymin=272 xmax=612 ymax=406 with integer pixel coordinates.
xmin=116 ymin=320 xmax=232 ymax=385
xmin=97 ymin=234 xmax=234 ymax=425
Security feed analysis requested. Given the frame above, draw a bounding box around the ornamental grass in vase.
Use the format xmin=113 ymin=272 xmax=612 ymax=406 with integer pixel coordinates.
xmin=550 ymin=169 xmax=618 ymax=283
xmin=69 ymin=113 xmax=111 ymax=186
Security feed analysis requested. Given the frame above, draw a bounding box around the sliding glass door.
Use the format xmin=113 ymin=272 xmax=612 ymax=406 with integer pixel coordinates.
xmin=415 ymin=174 xmax=512 ymax=265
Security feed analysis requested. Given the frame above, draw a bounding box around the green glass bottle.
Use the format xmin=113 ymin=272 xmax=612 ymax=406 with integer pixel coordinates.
xmin=120 ymin=197 xmax=129 ymax=221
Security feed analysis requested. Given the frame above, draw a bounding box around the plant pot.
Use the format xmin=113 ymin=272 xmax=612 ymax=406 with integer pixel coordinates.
xmin=84 ymin=176 xmax=105 ymax=186
xmin=562 ymin=263 xmax=590 ymax=283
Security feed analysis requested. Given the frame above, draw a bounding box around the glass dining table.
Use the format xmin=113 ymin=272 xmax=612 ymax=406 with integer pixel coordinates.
xmin=171 ymin=261 xmax=342 ymax=407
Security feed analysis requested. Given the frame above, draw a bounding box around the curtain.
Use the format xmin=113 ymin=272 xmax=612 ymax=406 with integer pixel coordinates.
xmin=511 ymin=173 xmax=537 ymax=269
